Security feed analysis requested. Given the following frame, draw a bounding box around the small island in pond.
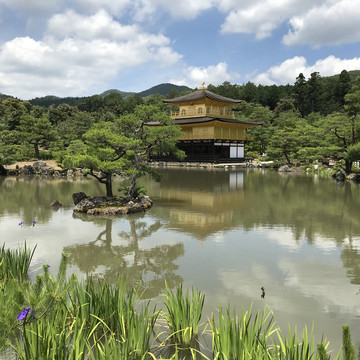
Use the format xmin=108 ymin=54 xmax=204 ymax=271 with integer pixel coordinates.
xmin=72 ymin=192 xmax=153 ymax=215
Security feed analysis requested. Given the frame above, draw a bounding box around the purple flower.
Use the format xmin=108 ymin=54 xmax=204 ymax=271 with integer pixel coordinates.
xmin=17 ymin=306 xmax=35 ymax=321
xmin=31 ymin=220 xmax=36 ymax=226
xmin=18 ymin=221 xmax=24 ymax=226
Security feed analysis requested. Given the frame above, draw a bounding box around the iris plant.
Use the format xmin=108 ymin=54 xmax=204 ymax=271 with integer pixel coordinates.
xmin=17 ymin=306 xmax=35 ymax=321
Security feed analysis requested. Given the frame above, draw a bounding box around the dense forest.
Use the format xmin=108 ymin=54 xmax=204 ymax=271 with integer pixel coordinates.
xmin=1 ymin=70 xmax=360 ymax=175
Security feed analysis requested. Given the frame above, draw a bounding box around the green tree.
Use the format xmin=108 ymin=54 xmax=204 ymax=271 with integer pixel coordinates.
xmin=266 ymin=112 xmax=305 ymax=164
xmin=321 ymin=112 xmax=359 ymax=172
xmin=77 ymin=95 xmax=105 ymax=113
xmin=48 ymin=104 xmax=79 ymax=125
xmin=344 ymin=76 xmax=360 ymax=125
xmin=239 ymin=81 xmax=259 ymax=103
xmin=63 ymin=105 xmax=184 ymax=198
xmin=103 ymin=92 xmax=126 ymax=117
xmin=293 ymin=72 xmax=308 ymax=116
xmin=55 ymin=111 xmax=96 ymax=146
xmin=18 ymin=115 xmax=57 ymax=159
xmin=335 ymin=70 xmax=351 ymax=107
xmin=307 ymin=71 xmax=322 ymax=113
xmin=124 ymin=94 xmax=144 ymax=113
xmin=0 ymin=98 xmax=31 ymax=130
xmin=238 ymin=104 xmax=274 ymax=155
xmin=0 ymin=130 xmax=18 ymax=174
xmin=345 ymin=142 xmax=360 ymax=171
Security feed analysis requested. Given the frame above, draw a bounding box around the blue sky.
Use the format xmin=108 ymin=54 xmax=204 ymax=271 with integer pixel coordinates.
xmin=0 ymin=0 xmax=360 ymax=99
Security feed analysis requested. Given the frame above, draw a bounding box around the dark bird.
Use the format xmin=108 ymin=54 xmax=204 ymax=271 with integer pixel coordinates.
xmin=261 ymin=286 xmax=265 ymax=299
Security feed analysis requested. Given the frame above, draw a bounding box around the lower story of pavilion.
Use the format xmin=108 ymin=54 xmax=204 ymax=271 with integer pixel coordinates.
xmin=153 ymin=139 xmax=248 ymax=163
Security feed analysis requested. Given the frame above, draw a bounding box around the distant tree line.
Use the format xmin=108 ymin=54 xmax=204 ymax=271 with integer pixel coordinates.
xmin=205 ymin=70 xmax=360 ymax=172
xmin=0 ymin=70 xmax=360 ymax=181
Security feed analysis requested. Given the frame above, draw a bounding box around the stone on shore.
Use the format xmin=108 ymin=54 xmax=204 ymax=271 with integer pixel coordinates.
xmin=278 ymin=165 xmax=305 ymax=174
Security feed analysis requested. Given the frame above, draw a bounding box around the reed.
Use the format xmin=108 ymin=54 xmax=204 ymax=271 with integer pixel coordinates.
xmin=342 ymin=325 xmax=356 ymax=360
xmin=210 ymin=304 xmax=277 ymax=359
xmin=273 ymin=325 xmax=340 ymax=360
xmin=0 ymin=243 xmax=36 ymax=281
xmin=67 ymin=277 xmax=158 ymax=359
xmin=68 ymin=277 xmax=139 ymax=333
xmin=0 ymin=244 xmax=349 ymax=360
xmin=274 ymin=325 xmax=315 ymax=360
xmin=12 ymin=277 xmax=158 ymax=359
xmin=162 ymin=283 xmax=205 ymax=346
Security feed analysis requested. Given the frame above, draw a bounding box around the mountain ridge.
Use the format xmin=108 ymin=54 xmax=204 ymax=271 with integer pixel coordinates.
xmin=1 ymin=70 xmax=360 ymax=107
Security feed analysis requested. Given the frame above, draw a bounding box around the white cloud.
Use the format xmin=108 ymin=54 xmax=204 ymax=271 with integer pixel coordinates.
xmin=220 ymin=0 xmax=326 ymax=39
xmin=251 ymin=55 xmax=360 ymax=85
xmin=47 ymin=10 xmax=148 ymax=41
xmin=74 ymin=0 xmax=131 ymax=17
xmin=219 ymin=0 xmax=360 ymax=47
xmin=284 ymin=0 xmax=360 ymax=46
xmin=4 ymin=0 xmax=359 ymax=49
xmin=0 ymin=10 xmax=182 ymax=99
xmin=74 ymin=0 xmax=215 ymax=21
xmin=151 ymin=0 xmax=215 ymax=20
xmin=171 ymin=62 xmax=238 ymax=88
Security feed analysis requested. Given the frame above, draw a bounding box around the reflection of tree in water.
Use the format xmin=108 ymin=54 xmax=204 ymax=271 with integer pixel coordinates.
xmin=340 ymin=239 xmax=360 ymax=286
xmin=65 ymin=215 xmax=184 ymax=298
xmin=0 ymin=176 xmax=103 ymax=225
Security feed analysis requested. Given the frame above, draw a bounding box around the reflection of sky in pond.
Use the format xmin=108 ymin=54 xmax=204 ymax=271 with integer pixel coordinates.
xmin=1 ymin=170 xmax=360 ymax=353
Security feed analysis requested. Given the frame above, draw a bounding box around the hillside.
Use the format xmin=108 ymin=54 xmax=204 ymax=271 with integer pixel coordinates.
xmin=99 ymin=89 xmax=135 ymax=99
xmin=322 ymin=70 xmax=360 ymax=82
xmin=138 ymin=83 xmax=192 ymax=97
xmin=27 ymin=83 xmax=192 ymax=107
xmin=0 ymin=93 xmax=14 ymax=100
xmin=4 ymin=71 xmax=359 ymax=108
xmin=30 ymin=95 xmax=85 ymax=107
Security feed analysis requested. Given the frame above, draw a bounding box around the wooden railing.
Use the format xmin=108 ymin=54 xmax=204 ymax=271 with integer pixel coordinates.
xmin=171 ymin=109 xmax=235 ymax=119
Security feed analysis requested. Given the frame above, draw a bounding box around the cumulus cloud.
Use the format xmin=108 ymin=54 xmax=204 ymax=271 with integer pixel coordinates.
xmin=219 ymin=0 xmax=360 ymax=47
xmin=74 ymin=0 xmax=215 ymax=21
xmin=220 ymin=0 xmax=326 ymax=39
xmin=74 ymin=0 xmax=131 ymax=17
xmin=47 ymin=10 xmax=149 ymax=41
xmin=251 ymin=55 xmax=360 ymax=85
xmin=283 ymin=0 xmax=360 ymax=46
xmin=170 ymin=62 xmax=238 ymax=88
xmin=0 ymin=10 xmax=182 ymax=99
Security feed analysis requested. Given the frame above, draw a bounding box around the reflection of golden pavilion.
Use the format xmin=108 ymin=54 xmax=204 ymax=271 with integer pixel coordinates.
xmin=148 ymin=169 xmax=245 ymax=240
xmin=170 ymin=209 xmax=233 ymax=227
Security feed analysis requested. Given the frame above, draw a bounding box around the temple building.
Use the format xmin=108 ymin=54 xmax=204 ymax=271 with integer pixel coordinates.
xmin=153 ymin=85 xmax=261 ymax=163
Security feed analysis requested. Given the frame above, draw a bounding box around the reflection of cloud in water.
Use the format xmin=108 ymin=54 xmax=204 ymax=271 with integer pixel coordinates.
xmin=258 ymin=226 xmax=353 ymax=252
xmin=278 ymin=258 xmax=360 ymax=314
xmin=218 ymin=257 xmax=360 ymax=317
xmin=212 ymin=231 xmax=226 ymax=244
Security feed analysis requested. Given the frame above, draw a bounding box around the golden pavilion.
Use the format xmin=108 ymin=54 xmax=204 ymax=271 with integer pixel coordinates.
xmin=155 ymin=85 xmax=261 ymax=162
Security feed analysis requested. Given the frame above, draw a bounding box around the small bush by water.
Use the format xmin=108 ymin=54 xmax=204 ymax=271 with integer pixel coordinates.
xmin=0 ymin=244 xmax=354 ymax=360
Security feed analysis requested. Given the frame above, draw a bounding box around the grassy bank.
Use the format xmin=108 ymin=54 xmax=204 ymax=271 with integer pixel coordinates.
xmin=1 ymin=245 xmax=357 ymax=359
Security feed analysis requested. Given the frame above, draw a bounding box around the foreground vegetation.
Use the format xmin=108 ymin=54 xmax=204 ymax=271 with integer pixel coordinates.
xmin=1 ymin=244 xmax=360 ymax=359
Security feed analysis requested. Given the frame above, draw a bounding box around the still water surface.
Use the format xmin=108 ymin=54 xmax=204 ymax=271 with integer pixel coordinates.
xmin=1 ymin=168 xmax=360 ymax=352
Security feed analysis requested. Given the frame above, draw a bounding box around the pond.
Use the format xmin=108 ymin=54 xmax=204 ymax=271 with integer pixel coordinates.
xmin=1 ymin=168 xmax=360 ymax=353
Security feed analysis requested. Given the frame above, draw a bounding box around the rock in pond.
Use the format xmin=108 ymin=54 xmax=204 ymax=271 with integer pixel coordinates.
xmin=50 ymin=200 xmax=62 ymax=208
xmin=72 ymin=192 xmax=153 ymax=215
xmin=335 ymin=170 xmax=346 ymax=182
